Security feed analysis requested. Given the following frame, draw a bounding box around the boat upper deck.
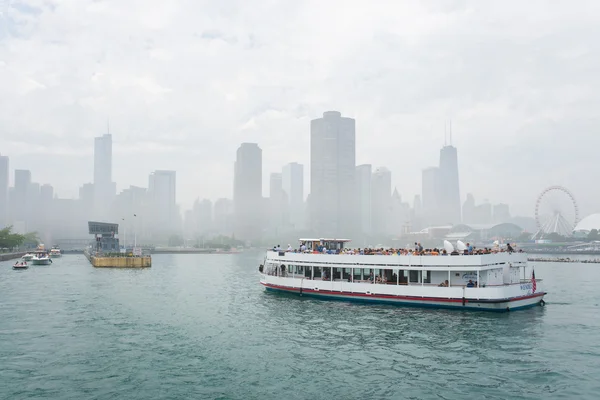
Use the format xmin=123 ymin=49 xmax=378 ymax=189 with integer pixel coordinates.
xmin=266 ymin=251 xmax=527 ymax=270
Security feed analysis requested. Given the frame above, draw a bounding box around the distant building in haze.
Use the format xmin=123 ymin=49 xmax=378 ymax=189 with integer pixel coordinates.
xmin=355 ymin=164 xmax=372 ymax=236
xmin=13 ymin=169 xmax=31 ymax=230
xmin=93 ymin=134 xmax=116 ymax=220
xmin=0 ymin=154 xmax=8 ymax=227
xmin=214 ymin=198 xmax=233 ymax=235
xmin=148 ymin=170 xmax=178 ymax=235
xmin=371 ymin=167 xmax=392 ymax=235
xmin=282 ymin=162 xmax=304 ymax=230
xmin=421 ymin=167 xmax=440 ymax=226
xmin=233 ymin=143 xmax=262 ymax=241
xmin=310 ymin=111 xmax=356 ymax=237
xmin=193 ymin=198 xmax=213 ymax=235
xmin=493 ymin=203 xmax=511 ymax=223
xmin=269 ymin=172 xmax=288 ymax=235
xmin=438 ymin=144 xmax=461 ymax=225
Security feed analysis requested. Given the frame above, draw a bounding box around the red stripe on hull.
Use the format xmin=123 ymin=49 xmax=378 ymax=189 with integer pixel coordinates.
xmin=261 ymin=282 xmax=545 ymax=304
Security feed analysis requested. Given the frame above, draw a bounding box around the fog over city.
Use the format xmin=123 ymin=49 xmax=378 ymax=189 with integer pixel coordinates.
xmin=1 ymin=1 xmax=599 ymax=246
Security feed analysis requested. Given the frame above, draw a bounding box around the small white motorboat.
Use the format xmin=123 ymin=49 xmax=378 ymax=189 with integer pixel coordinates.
xmin=13 ymin=261 xmax=29 ymax=270
xmin=22 ymin=253 xmax=34 ymax=261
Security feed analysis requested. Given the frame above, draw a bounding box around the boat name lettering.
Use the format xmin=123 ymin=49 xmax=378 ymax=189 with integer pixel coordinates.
xmin=520 ymin=283 xmax=532 ymax=291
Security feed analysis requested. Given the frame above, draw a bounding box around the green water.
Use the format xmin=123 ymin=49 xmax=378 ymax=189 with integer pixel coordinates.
xmin=0 ymin=253 xmax=599 ymax=399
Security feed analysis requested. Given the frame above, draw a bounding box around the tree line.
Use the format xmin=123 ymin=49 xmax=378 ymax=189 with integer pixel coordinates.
xmin=0 ymin=226 xmax=40 ymax=252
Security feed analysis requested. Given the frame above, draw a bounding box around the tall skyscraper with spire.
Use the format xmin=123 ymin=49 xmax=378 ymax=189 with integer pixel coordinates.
xmin=310 ymin=111 xmax=356 ymax=237
xmin=438 ymin=142 xmax=461 ymax=225
xmin=421 ymin=124 xmax=461 ymax=226
xmin=93 ymin=133 xmax=116 ymax=220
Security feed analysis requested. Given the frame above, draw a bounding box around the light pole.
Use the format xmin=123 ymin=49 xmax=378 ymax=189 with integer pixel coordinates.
xmin=122 ymin=218 xmax=126 ymax=251
xmin=133 ymin=213 xmax=137 ymax=248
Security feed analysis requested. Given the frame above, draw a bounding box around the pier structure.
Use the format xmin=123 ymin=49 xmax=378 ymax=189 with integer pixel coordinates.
xmin=87 ymin=221 xmax=151 ymax=268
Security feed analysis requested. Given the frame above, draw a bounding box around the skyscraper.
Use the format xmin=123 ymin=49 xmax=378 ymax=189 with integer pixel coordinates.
xmin=233 ymin=143 xmax=262 ymax=240
xmin=13 ymin=169 xmax=31 ymax=226
xmin=282 ymin=162 xmax=304 ymax=230
xmin=421 ymin=167 xmax=440 ymax=226
xmin=371 ymin=167 xmax=392 ymax=235
xmin=94 ymin=134 xmax=112 ymax=184
xmin=0 ymin=154 xmax=8 ymax=227
xmin=269 ymin=172 xmax=288 ymax=234
xmin=310 ymin=111 xmax=356 ymax=237
xmin=355 ymin=164 xmax=372 ymax=236
xmin=193 ymin=198 xmax=213 ymax=234
xmin=148 ymin=170 xmax=177 ymax=233
xmin=214 ymin=198 xmax=233 ymax=235
xmin=93 ymin=134 xmax=116 ymax=219
xmin=438 ymin=145 xmax=461 ymax=224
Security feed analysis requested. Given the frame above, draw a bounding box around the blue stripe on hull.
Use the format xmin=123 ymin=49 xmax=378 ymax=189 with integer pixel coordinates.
xmin=264 ymin=286 xmax=542 ymax=312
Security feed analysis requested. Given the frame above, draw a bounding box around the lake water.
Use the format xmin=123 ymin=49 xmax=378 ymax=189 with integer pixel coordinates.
xmin=0 ymin=252 xmax=599 ymax=399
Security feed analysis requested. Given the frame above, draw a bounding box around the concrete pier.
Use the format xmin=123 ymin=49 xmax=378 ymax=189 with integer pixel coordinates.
xmin=0 ymin=252 xmax=26 ymax=262
xmin=84 ymin=250 xmax=151 ymax=268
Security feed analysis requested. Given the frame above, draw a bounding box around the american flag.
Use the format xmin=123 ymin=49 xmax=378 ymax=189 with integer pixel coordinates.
xmin=531 ymin=270 xmax=536 ymax=293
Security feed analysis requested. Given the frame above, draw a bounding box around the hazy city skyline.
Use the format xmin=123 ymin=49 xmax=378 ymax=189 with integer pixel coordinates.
xmin=2 ymin=1 xmax=600 ymax=218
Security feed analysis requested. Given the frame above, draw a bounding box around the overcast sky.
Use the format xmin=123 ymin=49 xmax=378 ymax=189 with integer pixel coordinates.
xmin=1 ymin=0 xmax=599 ymax=218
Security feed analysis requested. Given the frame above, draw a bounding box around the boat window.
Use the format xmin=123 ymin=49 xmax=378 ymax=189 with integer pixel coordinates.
xmin=313 ymin=267 xmax=322 ymax=278
xmin=353 ymin=269 xmax=362 ymax=281
xmin=305 ymin=266 xmax=312 ymax=279
xmin=423 ymin=271 xmax=431 ymax=284
xmin=409 ymin=270 xmax=419 ymax=283
xmin=332 ymin=267 xmax=342 ymax=280
xmin=343 ymin=268 xmax=352 ymax=280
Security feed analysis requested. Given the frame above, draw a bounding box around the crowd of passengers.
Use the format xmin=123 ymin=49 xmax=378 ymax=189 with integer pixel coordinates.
xmin=272 ymin=241 xmax=521 ymax=255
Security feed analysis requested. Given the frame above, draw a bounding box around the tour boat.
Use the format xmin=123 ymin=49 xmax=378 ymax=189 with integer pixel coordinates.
xmin=13 ymin=261 xmax=28 ymax=270
xmin=31 ymin=251 xmax=52 ymax=265
xmin=22 ymin=253 xmax=34 ymax=261
xmin=49 ymin=247 xmax=62 ymax=258
xmin=259 ymin=239 xmax=546 ymax=312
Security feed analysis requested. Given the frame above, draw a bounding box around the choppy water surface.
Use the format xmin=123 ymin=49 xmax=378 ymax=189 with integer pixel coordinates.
xmin=0 ymin=253 xmax=599 ymax=399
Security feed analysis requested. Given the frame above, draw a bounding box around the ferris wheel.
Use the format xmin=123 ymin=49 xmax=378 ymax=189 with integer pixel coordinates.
xmin=534 ymin=186 xmax=579 ymax=237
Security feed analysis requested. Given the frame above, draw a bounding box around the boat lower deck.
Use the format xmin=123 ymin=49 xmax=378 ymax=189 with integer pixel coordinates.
xmin=262 ymin=282 xmax=545 ymax=311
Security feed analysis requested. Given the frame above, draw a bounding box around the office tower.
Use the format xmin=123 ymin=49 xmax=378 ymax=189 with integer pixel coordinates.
xmin=438 ymin=144 xmax=461 ymax=224
xmin=493 ymin=203 xmax=511 ymax=223
xmin=94 ymin=134 xmax=112 ymax=186
xmin=93 ymin=134 xmax=116 ymax=219
xmin=462 ymin=193 xmax=476 ymax=224
xmin=233 ymin=143 xmax=262 ymax=240
xmin=13 ymin=169 xmax=31 ymax=226
xmin=269 ymin=172 xmax=288 ymax=234
xmin=0 ymin=154 xmax=8 ymax=227
xmin=282 ymin=162 xmax=304 ymax=230
xmin=371 ymin=167 xmax=392 ymax=235
xmin=391 ymin=188 xmax=411 ymax=235
xmin=214 ymin=198 xmax=233 ymax=235
xmin=421 ymin=167 xmax=440 ymax=226
xmin=193 ymin=198 xmax=213 ymax=234
xmin=310 ymin=111 xmax=356 ymax=237
xmin=113 ymin=185 xmax=148 ymax=244
xmin=40 ymin=184 xmax=53 ymax=202
xmin=148 ymin=170 xmax=177 ymax=233
xmin=355 ymin=164 xmax=372 ymax=235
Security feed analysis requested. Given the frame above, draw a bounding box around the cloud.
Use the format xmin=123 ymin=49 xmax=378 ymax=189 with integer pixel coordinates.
xmin=1 ymin=0 xmax=599 ymax=215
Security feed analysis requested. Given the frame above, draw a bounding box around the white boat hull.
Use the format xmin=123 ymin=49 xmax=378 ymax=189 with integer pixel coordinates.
xmin=22 ymin=255 xmax=33 ymax=261
xmin=260 ymin=276 xmax=546 ymax=312
xmin=31 ymin=258 xmax=51 ymax=265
